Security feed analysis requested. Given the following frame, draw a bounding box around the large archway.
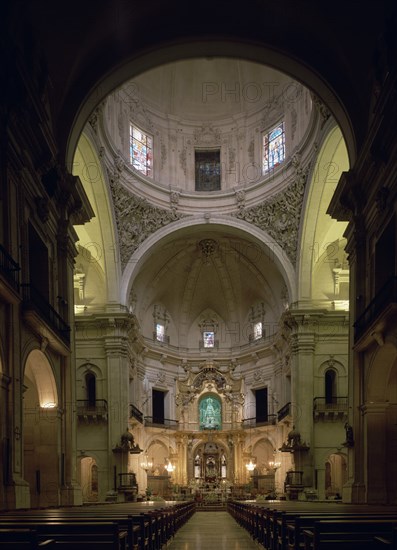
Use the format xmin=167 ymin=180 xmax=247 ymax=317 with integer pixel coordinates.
xmin=69 ymin=42 xmax=354 ymax=502
xmin=64 ymin=40 xmax=358 ymax=171
xmin=363 ymin=343 xmax=397 ymax=504
xmin=23 ymin=350 xmax=59 ymax=508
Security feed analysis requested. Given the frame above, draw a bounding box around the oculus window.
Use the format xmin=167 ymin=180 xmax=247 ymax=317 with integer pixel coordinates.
xmin=263 ymin=122 xmax=285 ymax=173
xmin=195 ymin=149 xmax=221 ymax=191
xmin=130 ymin=125 xmax=153 ymax=176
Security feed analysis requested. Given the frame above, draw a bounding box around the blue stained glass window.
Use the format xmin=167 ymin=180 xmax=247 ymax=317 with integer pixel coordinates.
xmin=263 ymin=122 xmax=285 ymax=173
xmin=203 ymin=331 xmax=215 ymax=348
xmin=130 ymin=125 xmax=153 ymax=176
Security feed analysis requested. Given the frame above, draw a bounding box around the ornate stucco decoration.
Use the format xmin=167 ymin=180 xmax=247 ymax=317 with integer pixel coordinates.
xmin=176 ymin=361 xmax=243 ymax=408
xmin=88 ymin=102 xmax=105 ymax=134
xmin=193 ymin=123 xmax=221 ymax=145
xmin=233 ymin=155 xmax=310 ymax=265
xmin=108 ymin=175 xmax=187 ymax=270
xmin=311 ymin=92 xmax=331 ymax=129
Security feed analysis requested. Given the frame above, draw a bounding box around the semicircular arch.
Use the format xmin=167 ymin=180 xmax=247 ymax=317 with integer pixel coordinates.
xmin=24 ymin=350 xmax=58 ymax=408
xmin=65 ymin=41 xmax=356 ymax=174
xmin=298 ymin=124 xmax=349 ymax=301
xmin=72 ymin=131 xmax=120 ymax=304
xmin=366 ymin=343 xmax=397 ymax=403
xmin=121 ymin=217 xmax=296 ymax=306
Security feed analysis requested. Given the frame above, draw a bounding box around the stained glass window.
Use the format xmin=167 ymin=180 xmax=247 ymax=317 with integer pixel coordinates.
xmin=156 ymin=323 xmax=165 ymax=342
xmin=130 ymin=125 xmax=153 ymax=176
xmin=254 ymin=321 xmax=262 ymax=340
xmin=263 ymin=122 xmax=285 ymax=173
xmin=195 ymin=150 xmax=221 ymax=191
xmin=203 ymin=331 xmax=215 ymax=348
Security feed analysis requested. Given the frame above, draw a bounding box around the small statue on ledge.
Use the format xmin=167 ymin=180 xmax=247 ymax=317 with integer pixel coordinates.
xmin=120 ymin=428 xmax=143 ymax=454
xmin=287 ymin=426 xmax=301 ymax=448
xmin=279 ymin=426 xmax=310 ymax=453
xmin=342 ymin=422 xmax=354 ymax=447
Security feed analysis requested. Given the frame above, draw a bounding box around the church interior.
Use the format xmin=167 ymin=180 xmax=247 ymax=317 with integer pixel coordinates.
xmin=1 ymin=0 xmax=397 ymax=535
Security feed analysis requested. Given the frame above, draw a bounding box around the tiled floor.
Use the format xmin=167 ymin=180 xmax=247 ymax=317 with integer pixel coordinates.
xmin=168 ymin=511 xmax=259 ymax=549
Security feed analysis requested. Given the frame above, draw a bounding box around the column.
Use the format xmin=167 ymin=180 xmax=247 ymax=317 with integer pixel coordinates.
xmin=362 ymin=402 xmax=388 ymax=504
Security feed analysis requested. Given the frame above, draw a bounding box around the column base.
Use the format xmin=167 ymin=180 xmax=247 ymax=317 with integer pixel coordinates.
xmin=342 ymin=480 xmax=366 ymax=503
xmin=5 ymin=477 xmax=31 ymax=510
xmin=60 ymin=482 xmax=82 ymax=506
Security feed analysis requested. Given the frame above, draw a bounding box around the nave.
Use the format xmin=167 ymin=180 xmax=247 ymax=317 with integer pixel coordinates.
xmin=167 ymin=511 xmax=259 ymax=550
xmin=1 ymin=499 xmax=397 ymax=549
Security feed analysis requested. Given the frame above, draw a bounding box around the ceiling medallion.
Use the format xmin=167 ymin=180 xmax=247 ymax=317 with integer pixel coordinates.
xmin=198 ymin=239 xmax=218 ymax=264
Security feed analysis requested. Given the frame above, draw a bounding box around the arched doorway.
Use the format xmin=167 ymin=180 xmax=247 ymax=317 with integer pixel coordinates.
xmin=365 ymin=343 xmax=397 ymax=504
xmin=192 ymin=441 xmax=229 ymax=483
xmin=79 ymin=456 xmax=99 ymax=502
xmin=23 ymin=350 xmax=59 ymax=508
xmin=325 ymin=453 xmax=347 ymax=499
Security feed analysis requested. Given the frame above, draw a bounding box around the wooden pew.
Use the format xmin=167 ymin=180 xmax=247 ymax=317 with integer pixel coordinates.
xmin=0 ymin=500 xmax=196 ymax=550
xmin=227 ymin=500 xmax=397 ymax=550
xmin=303 ymin=519 xmax=397 ymax=550
xmin=0 ymin=521 xmax=127 ymax=550
xmin=286 ymin=514 xmax=397 ymax=550
xmin=0 ymin=528 xmax=55 ymax=548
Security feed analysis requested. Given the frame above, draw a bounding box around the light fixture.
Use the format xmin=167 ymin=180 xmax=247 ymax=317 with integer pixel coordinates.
xmin=269 ymin=450 xmax=281 ymax=471
xmin=140 ymin=453 xmax=153 ymax=472
xmin=245 ymin=424 xmax=256 ymax=471
xmin=165 ymin=458 xmax=175 ymax=473
xmin=268 ymin=460 xmax=281 ymax=471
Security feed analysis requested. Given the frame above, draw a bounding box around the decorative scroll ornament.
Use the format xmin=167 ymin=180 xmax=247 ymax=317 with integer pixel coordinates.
xmin=310 ymin=92 xmax=331 ymax=128
xmin=198 ymin=239 xmax=218 ymax=264
xmin=233 ymin=159 xmax=310 ymax=265
xmin=108 ymin=175 xmax=187 ymax=270
xmin=193 ymin=123 xmax=221 ymax=145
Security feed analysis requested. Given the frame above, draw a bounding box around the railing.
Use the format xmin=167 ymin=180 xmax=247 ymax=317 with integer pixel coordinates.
xmin=76 ymin=399 xmax=108 ymax=415
xmin=242 ymin=415 xmax=277 ymax=428
xmin=130 ymin=403 xmax=144 ymax=423
xmin=0 ymin=243 xmax=20 ymax=291
xmin=354 ymin=276 xmax=397 ymax=339
xmin=277 ymin=402 xmax=291 ymax=422
xmin=199 ymin=339 xmax=219 ymax=350
xmin=313 ymin=396 xmax=348 ymax=412
xmin=21 ymin=283 xmax=70 ymax=344
xmin=144 ymin=416 xmax=179 ymax=429
xmin=143 ymin=332 xmax=277 ymax=355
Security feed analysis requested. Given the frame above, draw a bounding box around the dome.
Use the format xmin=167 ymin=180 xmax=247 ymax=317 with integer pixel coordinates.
xmin=99 ymin=57 xmax=315 ymax=208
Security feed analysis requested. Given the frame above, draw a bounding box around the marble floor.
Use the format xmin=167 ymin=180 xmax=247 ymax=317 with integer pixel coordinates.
xmin=168 ymin=511 xmax=259 ymax=549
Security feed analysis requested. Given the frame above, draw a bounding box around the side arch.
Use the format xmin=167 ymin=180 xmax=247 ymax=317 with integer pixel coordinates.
xmin=72 ymin=131 xmax=120 ymax=305
xmin=24 ymin=350 xmax=58 ymax=409
xmin=298 ymin=123 xmax=349 ymax=302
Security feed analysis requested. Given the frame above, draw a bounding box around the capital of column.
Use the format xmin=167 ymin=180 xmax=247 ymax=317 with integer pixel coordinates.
xmin=290 ymin=333 xmax=316 ymax=354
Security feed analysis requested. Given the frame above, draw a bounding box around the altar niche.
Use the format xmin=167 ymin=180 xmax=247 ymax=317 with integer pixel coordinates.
xmin=199 ymin=394 xmax=222 ymax=430
xmin=194 ymin=441 xmax=228 ymax=483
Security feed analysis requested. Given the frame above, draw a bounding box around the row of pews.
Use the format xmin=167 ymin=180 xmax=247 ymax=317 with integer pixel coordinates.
xmin=0 ymin=499 xmax=195 ymax=549
xmin=228 ymin=499 xmax=397 ymax=550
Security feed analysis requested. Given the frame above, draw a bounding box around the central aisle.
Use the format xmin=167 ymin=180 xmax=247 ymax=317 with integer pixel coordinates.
xmin=168 ymin=511 xmax=259 ymax=549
